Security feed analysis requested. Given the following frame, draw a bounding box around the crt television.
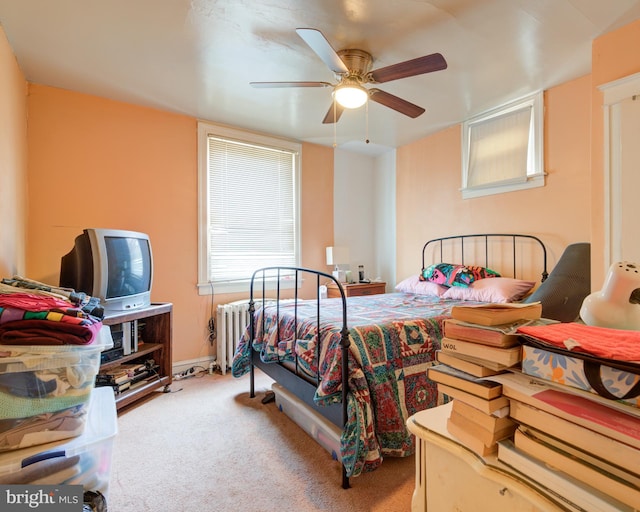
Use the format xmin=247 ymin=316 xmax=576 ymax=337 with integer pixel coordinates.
xmin=59 ymin=228 xmax=153 ymax=315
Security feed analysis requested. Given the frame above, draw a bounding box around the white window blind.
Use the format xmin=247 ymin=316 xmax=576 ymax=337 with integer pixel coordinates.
xmin=197 ymin=123 xmax=300 ymax=292
xmin=462 ymin=92 xmax=544 ymax=198
xmin=467 ymin=106 xmax=532 ymax=187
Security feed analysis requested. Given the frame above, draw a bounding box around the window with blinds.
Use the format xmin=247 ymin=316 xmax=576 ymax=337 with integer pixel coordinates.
xmin=461 ymin=92 xmax=545 ymax=198
xmin=197 ymin=122 xmax=301 ymax=293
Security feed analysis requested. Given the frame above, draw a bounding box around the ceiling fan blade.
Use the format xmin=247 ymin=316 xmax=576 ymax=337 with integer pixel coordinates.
xmin=322 ymin=101 xmax=345 ymax=124
xmin=369 ymin=53 xmax=447 ymax=83
xmin=250 ymin=81 xmax=332 ymax=88
xmin=296 ymin=28 xmax=349 ymax=75
xmin=369 ymin=88 xmax=425 ymax=118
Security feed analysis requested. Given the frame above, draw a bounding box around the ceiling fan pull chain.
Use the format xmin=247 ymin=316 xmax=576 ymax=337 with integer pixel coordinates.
xmin=333 ymin=100 xmax=337 ymax=148
xmin=365 ymin=100 xmax=370 ymax=144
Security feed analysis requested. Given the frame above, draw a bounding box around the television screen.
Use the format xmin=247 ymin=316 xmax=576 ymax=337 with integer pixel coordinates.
xmin=105 ymin=236 xmax=152 ymax=299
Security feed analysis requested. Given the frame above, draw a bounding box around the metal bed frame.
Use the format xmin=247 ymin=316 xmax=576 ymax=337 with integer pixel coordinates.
xmin=246 ymin=233 xmax=549 ymax=489
xmin=422 ymin=233 xmax=548 ymax=282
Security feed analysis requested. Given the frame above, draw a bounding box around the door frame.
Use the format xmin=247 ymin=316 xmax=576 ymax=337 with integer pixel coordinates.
xmin=598 ymin=71 xmax=640 ymax=270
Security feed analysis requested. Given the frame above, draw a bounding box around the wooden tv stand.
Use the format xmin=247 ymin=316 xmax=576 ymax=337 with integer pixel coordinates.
xmin=100 ymin=303 xmax=173 ymax=411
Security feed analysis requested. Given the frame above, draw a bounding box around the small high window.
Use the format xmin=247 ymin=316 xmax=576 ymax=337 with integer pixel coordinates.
xmin=461 ymin=92 xmax=545 ymax=198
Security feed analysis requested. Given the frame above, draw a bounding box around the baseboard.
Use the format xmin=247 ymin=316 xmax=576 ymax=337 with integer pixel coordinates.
xmin=172 ymin=356 xmax=215 ymax=375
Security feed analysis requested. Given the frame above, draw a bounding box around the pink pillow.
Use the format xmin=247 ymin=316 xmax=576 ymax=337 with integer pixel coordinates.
xmin=442 ymin=277 xmax=536 ymax=303
xmin=395 ymin=275 xmax=447 ymax=297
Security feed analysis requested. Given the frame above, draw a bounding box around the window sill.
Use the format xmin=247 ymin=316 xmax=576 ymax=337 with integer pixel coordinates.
xmin=461 ymin=174 xmax=545 ymax=199
xmin=197 ymin=277 xmax=298 ymax=296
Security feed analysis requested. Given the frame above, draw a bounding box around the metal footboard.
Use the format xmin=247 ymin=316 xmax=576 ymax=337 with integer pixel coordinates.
xmin=247 ymin=266 xmax=351 ymax=488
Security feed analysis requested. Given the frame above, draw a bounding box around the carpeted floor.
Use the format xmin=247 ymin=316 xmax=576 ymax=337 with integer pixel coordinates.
xmin=108 ymin=370 xmax=415 ymax=511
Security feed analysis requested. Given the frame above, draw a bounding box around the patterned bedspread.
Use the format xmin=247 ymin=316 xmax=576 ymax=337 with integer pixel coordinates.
xmin=231 ymin=292 xmax=470 ymax=477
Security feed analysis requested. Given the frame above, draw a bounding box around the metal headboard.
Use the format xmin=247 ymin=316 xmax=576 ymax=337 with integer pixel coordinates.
xmin=421 ymin=233 xmax=548 ymax=283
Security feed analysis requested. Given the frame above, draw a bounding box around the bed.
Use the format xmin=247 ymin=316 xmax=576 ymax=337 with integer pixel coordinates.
xmin=231 ymin=234 xmax=549 ymax=488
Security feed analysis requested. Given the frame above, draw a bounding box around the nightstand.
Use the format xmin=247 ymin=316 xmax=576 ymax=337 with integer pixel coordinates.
xmin=326 ymin=281 xmax=386 ymax=298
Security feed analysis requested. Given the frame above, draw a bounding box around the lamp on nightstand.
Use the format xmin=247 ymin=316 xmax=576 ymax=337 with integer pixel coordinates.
xmin=326 ymin=246 xmax=350 ymax=283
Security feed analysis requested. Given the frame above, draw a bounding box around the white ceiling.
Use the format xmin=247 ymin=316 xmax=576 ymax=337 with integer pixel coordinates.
xmin=2 ymin=0 xmax=640 ymax=156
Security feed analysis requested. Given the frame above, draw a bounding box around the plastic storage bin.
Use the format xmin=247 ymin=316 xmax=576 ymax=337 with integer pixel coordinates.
xmin=0 ymin=386 xmax=117 ymax=498
xmin=272 ymin=383 xmax=342 ymax=461
xmin=0 ymin=326 xmax=113 ymax=452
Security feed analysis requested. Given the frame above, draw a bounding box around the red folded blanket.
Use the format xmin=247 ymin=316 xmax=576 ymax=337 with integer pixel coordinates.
xmin=0 ymin=319 xmax=102 ymax=345
xmin=518 ymin=322 xmax=640 ymax=361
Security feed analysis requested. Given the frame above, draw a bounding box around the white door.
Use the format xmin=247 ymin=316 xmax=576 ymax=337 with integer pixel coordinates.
xmin=600 ymin=73 xmax=640 ymax=269
xmin=619 ymin=96 xmax=640 ymax=263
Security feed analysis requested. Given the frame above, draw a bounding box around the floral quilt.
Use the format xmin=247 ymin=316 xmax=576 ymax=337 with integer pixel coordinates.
xmin=232 ymin=292 xmax=467 ymax=477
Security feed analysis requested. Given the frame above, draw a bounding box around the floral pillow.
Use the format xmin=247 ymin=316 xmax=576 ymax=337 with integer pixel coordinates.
xmin=395 ymin=275 xmax=447 ymax=297
xmin=420 ymin=263 xmax=500 ymax=288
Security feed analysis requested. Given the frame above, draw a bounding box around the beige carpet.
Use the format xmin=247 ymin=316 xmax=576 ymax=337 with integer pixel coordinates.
xmin=108 ymin=370 xmax=415 ymax=511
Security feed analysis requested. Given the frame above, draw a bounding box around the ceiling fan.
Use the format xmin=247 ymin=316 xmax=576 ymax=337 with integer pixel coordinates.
xmin=250 ymin=28 xmax=447 ymax=124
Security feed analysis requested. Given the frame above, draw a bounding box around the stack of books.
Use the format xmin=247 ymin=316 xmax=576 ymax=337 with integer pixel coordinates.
xmin=441 ymin=301 xmax=544 ymax=370
xmin=427 ymin=301 xmax=640 ymax=508
xmin=95 ymin=360 xmax=159 ymax=394
xmin=428 ymin=302 xmax=543 ymax=456
xmin=492 ymin=371 xmax=640 ymax=510
xmin=427 ymin=363 xmax=513 ymax=456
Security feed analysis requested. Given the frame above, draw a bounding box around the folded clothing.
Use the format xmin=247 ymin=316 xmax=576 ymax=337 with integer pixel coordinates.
xmin=0 ymin=386 xmax=91 ymax=419
xmin=1 ymin=276 xmax=104 ymax=320
xmin=0 ymin=292 xmax=74 ymax=312
xmin=0 ymin=372 xmax=57 ymax=398
xmin=0 ymin=305 xmax=101 ymax=327
xmin=0 ymin=405 xmax=86 ymax=451
xmin=518 ymin=322 xmax=640 ymax=361
xmin=0 ymin=319 xmax=102 ymax=345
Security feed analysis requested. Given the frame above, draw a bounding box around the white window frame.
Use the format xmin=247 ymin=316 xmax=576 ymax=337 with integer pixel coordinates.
xmin=461 ymin=91 xmax=545 ymax=199
xmin=197 ymin=121 xmax=302 ymax=295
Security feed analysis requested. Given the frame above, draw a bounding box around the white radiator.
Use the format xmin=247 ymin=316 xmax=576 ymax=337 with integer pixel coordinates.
xmin=216 ymin=300 xmax=251 ymax=375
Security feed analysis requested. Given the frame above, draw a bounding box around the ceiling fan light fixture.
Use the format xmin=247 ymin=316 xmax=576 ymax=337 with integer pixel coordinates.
xmin=334 ymin=82 xmax=368 ymax=109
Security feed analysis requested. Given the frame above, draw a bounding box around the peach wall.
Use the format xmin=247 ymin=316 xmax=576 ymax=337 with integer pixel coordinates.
xmin=590 ymin=19 xmax=640 ymax=287
xmin=300 ymin=142 xmax=334 ymax=297
xmin=26 ymin=84 xmax=204 ymax=362
xmin=25 ymin=84 xmax=334 ymax=363
xmin=396 ymin=75 xmax=592 ymax=281
xmin=0 ymin=26 xmax=28 ymax=278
